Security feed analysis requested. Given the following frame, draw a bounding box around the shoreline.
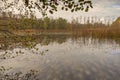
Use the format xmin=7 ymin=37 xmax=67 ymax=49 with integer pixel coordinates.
xmin=0 ymin=28 xmax=120 ymax=38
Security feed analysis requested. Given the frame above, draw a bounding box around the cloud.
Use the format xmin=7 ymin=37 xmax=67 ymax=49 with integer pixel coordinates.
xmin=112 ymin=4 xmax=120 ymax=10
xmin=39 ymin=0 xmax=120 ymax=22
xmin=83 ymin=0 xmax=120 ymax=16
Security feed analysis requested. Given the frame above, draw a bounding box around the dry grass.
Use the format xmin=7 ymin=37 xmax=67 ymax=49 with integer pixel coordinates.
xmin=9 ymin=26 xmax=120 ymax=38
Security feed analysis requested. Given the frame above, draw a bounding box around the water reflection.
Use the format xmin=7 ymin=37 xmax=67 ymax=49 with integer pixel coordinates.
xmin=0 ymin=35 xmax=120 ymax=80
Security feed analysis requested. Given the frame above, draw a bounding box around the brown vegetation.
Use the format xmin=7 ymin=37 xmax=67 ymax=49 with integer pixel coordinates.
xmin=0 ymin=12 xmax=120 ymax=38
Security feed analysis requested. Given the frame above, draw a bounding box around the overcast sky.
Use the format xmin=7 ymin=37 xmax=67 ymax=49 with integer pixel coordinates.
xmin=36 ymin=0 xmax=120 ymax=22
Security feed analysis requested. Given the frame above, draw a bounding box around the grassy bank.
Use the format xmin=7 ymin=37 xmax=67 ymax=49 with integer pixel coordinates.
xmin=6 ymin=26 xmax=120 ymax=39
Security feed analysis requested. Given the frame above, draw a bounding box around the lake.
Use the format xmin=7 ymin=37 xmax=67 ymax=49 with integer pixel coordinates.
xmin=0 ymin=35 xmax=120 ymax=80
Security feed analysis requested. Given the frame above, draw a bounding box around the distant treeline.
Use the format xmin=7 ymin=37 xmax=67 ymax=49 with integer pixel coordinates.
xmin=0 ymin=11 xmax=120 ymax=31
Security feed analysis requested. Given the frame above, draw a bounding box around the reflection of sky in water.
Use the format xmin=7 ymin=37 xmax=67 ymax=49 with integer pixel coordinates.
xmin=112 ymin=4 xmax=120 ymax=8
xmin=0 ymin=37 xmax=120 ymax=80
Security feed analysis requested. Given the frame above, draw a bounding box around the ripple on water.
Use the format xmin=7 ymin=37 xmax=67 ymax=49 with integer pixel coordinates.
xmin=0 ymin=37 xmax=120 ymax=80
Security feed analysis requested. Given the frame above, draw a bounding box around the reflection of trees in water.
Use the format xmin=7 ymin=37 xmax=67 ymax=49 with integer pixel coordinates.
xmin=71 ymin=36 xmax=120 ymax=46
xmin=1 ymin=35 xmax=120 ymax=52
xmin=0 ymin=35 xmax=68 ymax=60
xmin=0 ymin=48 xmax=49 ymax=60
xmin=0 ymin=35 xmax=70 ymax=50
xmin=1 ymin=35 xmax=120 ymax=79
xmin=0 ymin=67 xmax=38 ymax=80
xmin=0 ymin=35 xmax=69 ymax=79
xmin=0 ymin=35 xmax=120 ymax=52
xmin=0 ymin=50 xmax=24 ymax=60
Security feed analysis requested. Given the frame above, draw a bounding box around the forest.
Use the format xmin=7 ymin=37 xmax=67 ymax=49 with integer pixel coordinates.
xmin=0 ymin=11 xmax=120 ymax=38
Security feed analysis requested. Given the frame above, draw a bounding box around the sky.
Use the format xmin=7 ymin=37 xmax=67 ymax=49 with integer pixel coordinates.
xmin=1 ymin=0 xmax=120 ymax=23
xmin=36 ymin=0 xmax=120 ymax=22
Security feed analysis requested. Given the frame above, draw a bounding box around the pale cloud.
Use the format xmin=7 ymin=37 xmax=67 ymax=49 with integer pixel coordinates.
xmin=112 ymin=4 xmax=120 ymax=10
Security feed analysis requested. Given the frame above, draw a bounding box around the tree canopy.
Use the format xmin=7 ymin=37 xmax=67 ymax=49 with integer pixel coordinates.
xmin=0 ymin=0 xmax=93 ymax=16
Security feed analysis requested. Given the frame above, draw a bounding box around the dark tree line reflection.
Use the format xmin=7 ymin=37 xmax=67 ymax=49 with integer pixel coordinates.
xmin=1 ymin=35 xmax=120 ymax=50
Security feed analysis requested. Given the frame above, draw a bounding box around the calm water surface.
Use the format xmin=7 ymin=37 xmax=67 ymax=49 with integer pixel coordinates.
xmin=0 ymin=36 xmax=120 ymax=80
